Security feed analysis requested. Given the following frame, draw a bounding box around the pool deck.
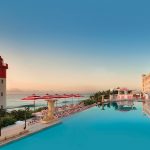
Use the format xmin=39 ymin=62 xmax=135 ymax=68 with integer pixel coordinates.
xmin=0 ymin=119 xmax=61 ymax=147
xmin=0 ymin=103 xmax=97 ymax=147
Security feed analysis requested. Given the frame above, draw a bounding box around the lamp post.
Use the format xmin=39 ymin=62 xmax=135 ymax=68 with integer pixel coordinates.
xmin=24 ymin=106 xmax=29 ymax=130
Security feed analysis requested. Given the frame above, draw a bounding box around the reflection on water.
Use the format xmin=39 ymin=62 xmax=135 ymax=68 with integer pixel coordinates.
xmin=97 ymin=100 xmax=150 ymax=121
xmin=143 ymin=100 xmax=150 ymax=117
xmin=98 ymin=100 xmax=137 ymax=112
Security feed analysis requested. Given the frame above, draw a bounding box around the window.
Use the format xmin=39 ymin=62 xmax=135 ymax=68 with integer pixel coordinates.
xmin=1 ymin=92 xmax=3 ymax=96
xmin=1 ymin=80 xmax=3 ymax=84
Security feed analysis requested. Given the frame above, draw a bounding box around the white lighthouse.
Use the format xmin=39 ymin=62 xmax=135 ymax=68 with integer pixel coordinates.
xmin=0 ymin=56 xmax=8 ymax=109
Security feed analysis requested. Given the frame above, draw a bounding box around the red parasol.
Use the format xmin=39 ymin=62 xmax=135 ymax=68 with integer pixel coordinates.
xmin=72 ymin=94 xmax=84 ymax=104
xmin=60 ymin=94 xmax=73 ymax=98
xmin=40 ymin=94 xmax=57 ymax=108
xmin=52 ymin=94 xmax=64 ymax=99
xmin=73 ymin=94 xmax=84 ymax=98
xmin=41 ymin=93 xmax=54 ymax=99
xmin=21 ymin=94 xmax=41 ymax=111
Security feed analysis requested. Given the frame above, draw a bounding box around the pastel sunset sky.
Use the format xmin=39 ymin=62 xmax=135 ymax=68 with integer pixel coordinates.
xmin=1 ymin=0 xmax=150 ymax=93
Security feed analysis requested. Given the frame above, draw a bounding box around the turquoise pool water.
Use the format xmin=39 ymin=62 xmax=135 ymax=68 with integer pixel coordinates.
xmin=1 ymin=101 xmax=150 ymax=150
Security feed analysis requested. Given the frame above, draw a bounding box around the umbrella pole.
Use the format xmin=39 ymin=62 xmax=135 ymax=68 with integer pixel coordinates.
xmin=47 ymin=101 xmax=48 ymax=107
xmin=34 ymin=100 xmax=35 ymax=112
xmin=56 ymin=100 xmax=57 ymax=108
xmin=72 ymin=97 xmax=73 ymax=105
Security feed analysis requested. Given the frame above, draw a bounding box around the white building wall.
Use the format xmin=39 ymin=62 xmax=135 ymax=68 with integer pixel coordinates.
xmin=0 ymin=78 xmax=6 ymax=108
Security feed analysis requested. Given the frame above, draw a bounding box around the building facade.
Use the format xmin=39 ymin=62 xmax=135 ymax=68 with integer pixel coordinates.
xmin=0 ymin=56 xmax=8 ymax=109
xmin=142 ymin=74 xmax=150 ymax=94
xmin=143 ymin=100 xmax=150 ymax=117
xmin=110 ymin=87 xmax=133 ymax=101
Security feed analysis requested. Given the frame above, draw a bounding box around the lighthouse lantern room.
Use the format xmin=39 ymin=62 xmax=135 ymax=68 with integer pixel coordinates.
xmin=0 ymin=56 xmax=8 ymax=109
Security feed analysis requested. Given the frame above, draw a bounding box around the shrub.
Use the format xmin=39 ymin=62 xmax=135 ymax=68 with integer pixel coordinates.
xmin=10 ymin=110 xmax=33 ymax=121
xmin=0 ymin=109 xmax=33 ymax=128
xmin=83 ymin=99 xmax=96 ymax=106
xmin=1 ymin=116 xmax=16 ymax=127
xmin=0 ymin=109 xmax=7 ymax=117
xmin=35 ymin=107 xmax=47 ymax=112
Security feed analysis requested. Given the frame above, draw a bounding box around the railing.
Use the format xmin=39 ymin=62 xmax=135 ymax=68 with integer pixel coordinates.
xmin=3 ymin=63 xmax=8 ymax=68
xmin=0 ymin=63 xmax=8 ymax=68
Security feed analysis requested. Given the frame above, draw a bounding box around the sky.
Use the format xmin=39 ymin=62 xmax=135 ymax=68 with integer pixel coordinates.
xmin=1 ymin=0 xmax=150 ymax=93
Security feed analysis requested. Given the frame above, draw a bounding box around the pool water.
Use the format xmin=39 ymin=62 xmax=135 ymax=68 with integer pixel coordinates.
xmin=1 ymin=101 xmax=150 ymax=150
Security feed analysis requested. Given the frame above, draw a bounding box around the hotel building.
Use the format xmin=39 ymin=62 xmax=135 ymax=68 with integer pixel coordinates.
xmin=110 ymin=87 xmax=133 ymax=101
xmin=142 ymin=74 xmax=150 ymax=93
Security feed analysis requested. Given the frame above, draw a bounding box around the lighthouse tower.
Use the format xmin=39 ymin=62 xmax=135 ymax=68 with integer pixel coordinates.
xmin=0 ymin=56 xmax=8 ymax=109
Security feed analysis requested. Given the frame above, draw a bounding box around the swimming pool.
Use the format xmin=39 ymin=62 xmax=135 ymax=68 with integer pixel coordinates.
xmin=1 ymin=101 xmax=150 ymax=150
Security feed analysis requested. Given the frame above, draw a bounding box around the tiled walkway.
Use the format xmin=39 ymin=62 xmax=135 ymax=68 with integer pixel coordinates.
xmin=0 ymin=119 xmax=61 ymax=146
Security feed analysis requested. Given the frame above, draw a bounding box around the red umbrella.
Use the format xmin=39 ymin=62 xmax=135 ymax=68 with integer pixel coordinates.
xmin=52 ymin=94 xmax=66 ymax=99
xmin=21 ymin=94 xmax=41 ymax=111
xmin=73 ymin=94 xmax=83 ymax=98
xmin=41 ymin=94 xmax=63 ymax=108
xmin=67 ymin=94 xmax=83 ymax=98
xmin=63 ymin=94 xmax=74 ymax=98
xmin=58 ymin=94 xmax=82 ymax=104
xmin=50 ymin=94 xmax=69 ymax=107
xmin=41 ymin=93 xmax=54 ymax=99
xmin=72 ymin=94 xmax=84 ymax=104
xmin=65 ymin=94 xmax=76 ymax=104
xmin=40 ymin=94 xmax=55 ymax=106
xmin=60 ymin=94 xmax=73 ymax=105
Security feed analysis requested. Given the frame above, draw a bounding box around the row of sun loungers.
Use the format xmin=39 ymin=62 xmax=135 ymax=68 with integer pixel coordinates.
xmin=39 ymin=103 xmax=85 ymax=118
xmin=29 ymin=103 xmax=96 ymax=126
xmin=27 ymin=119 xmax=40 ymax=126
xmin=55 ymin=103 xmax=96 ymax=118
